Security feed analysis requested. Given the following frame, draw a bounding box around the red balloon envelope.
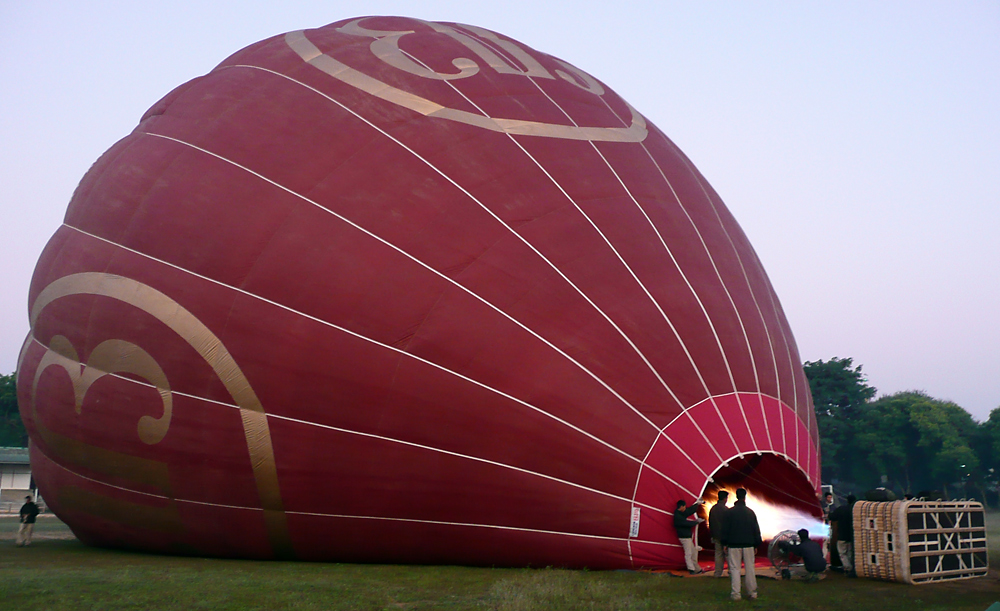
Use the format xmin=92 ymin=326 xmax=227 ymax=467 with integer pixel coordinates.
xmin=19 ymin=16 xmax=820 ymax=568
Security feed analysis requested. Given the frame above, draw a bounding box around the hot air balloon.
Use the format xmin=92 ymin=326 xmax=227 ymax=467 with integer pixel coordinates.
xmin=18 ymin=16 xmax=821 ymax=568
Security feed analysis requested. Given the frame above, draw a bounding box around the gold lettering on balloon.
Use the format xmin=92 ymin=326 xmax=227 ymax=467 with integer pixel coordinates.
xmin=29 ymin=336 xmax=174 ymax=493
xmin=29 ymin=272 xmax=294 ymax=559
xmin=336 ymin=18 xmax=557 ymax=82
xmin=553 ymin=58 xmax=605 ymax=96
xmin=446 ymin=22 xmax=556 ymax=79
xmin=337 ymin=19 xmax=480 ymax=81
xmin=31 ymin=336 xmax=173 ymax=445
xmin=285 ymin=20 xmax=648 ymax=142
xmin=85 ymin=339 xmax=172 ymax=445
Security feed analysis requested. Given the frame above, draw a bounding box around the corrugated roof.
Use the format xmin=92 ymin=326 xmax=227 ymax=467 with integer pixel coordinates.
xmin=0 ymin=447 xmax=30 ymax=464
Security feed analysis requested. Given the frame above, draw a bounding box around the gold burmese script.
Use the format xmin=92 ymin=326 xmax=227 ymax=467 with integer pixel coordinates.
xmin=285 ymin=18 xmax=648 ymax=142
xmin=25 ymin=272 xmax=294 ymax=558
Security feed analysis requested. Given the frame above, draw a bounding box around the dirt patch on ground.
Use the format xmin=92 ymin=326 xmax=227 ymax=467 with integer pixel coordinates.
xmin=926 ymin=566 xmax=1000 ymax=594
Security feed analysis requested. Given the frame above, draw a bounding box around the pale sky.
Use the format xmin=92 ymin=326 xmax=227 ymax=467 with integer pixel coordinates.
xmin=2 ymin=1 xmax=997 ymax=421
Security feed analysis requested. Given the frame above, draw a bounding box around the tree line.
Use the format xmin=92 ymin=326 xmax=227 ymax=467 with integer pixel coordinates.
xmin=805 ymin=357 xmax=999 ymax=505
xmin=0 ymin=372 xmax=25 ymax=446
xmin=3 ymin=363 xmax=998 ymax=504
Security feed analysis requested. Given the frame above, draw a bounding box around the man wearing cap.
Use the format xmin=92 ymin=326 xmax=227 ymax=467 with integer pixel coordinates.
xmin=721 ymin=488 xmax=762 ymax=601
xmin=673 ymin=498 xmax=706 ymax=574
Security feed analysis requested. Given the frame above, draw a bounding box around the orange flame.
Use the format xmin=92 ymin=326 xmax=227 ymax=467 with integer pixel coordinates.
xmin=701 ymin=487 xmax=829 ymax=541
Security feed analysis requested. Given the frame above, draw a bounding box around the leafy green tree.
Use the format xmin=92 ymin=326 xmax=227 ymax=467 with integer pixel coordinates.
xmin=806 ymin=358 xmax=995 ymax=503
xmin=908 ymin=394 xmax=979 ymax=496
xmin=972 ymin=406 xmax=1000 ymax=504
xmin=854 ymin=393 xmax=914 ymax=490
xmin=857 ymin=391 xmax=979 ymax=496
xmin=804 ymin=357 xmax=876 ymax=485
xmin=0 ymin=372 xmax=28 ymax=447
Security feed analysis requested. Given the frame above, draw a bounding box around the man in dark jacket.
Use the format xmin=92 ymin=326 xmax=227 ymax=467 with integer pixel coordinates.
xmin=721 ymin=488 xmax=761 ymax=600
xmin=821 ymin=492 xmax=834 ymax=524
xmin=673 ymin=498 xmax=705 ymax=574
xmin=780 ymin=528 xmax=827 ymax=581
xmin=17 ymin=495 xmax=40 ymax=547
xmin=829 ymin=494 xmax=857 ymax=576
xmin=709 ymin=490 xmax=730 ymax=578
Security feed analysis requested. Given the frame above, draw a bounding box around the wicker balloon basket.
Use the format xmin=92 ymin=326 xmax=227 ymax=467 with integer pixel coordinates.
xmin=853 ymin=499 xmax=989 ymax=584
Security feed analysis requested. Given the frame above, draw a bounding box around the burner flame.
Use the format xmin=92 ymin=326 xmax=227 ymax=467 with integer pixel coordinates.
xmin=702 ymin=487 xmax=829 ymax=541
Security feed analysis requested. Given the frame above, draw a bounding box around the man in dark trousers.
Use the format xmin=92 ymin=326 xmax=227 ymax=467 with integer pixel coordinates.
xmin=829 ymin=494 xmax=857 ymax=576
xmin=721 ymin=488 xmax=762 ymax=601
xmin=673 ymin=498 xmax=705 ymax=574
xmin=780 ymin=528 xmax=827 ymax=581
xmin=17 ymin=495 xmax=40 ymax=547
xmin=709 ymin=490 xmax=730 ymax=578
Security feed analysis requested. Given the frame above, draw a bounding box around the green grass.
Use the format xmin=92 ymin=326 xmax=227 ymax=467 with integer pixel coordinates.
xmin=2 ymin=516 xmax=997 ymax=611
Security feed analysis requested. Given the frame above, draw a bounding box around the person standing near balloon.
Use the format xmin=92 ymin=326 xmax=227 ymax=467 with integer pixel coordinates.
xmin=16 ymin=495 xmax=40 ymax=547
xmin=829 ymin=494 xmax=858 ymax=576
xmin=709 ymin=490 xmax=730 ymax=578
xmin=674 ymin=498 xmax=706 ymax=574
xmin=722 ymin=488 xmax=762 ymax=600
xmin=821 ymin=492 xmax=834 ymax=524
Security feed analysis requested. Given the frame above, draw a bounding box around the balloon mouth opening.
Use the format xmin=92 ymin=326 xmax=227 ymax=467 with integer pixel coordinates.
xmin=700 ymin=453 xmax=827 ymax=542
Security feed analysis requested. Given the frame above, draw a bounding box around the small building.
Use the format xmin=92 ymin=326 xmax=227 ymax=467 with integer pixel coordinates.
xmin=0 ymin=446 xmax=34 ymax=513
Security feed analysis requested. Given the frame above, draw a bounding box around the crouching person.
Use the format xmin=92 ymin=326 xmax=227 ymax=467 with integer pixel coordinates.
xmin=780 ymin=529 xmax=827 ymax=582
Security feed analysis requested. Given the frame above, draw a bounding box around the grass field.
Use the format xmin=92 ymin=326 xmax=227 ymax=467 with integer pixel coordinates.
xmin=2 ymin=515 xmax=997 ymax=611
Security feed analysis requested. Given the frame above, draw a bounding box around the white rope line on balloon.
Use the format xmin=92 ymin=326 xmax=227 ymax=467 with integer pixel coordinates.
xmin=666 ymin=147 xmax=817 ymax=462
xmin=283 ymin=509 xmax=680 ymax=547
xmin=324 ymin=36 xmax=697 ymax=428
xmin=58 ymin=224 xmax=698 ymax=500
xmin=749 ymin=267 xmax=795 ymax=459
xmin=755 ymin=269 xmax=791 ymax=458
xmin=32 ymin=441 xmax=678 ymax=548
xmin=630 ymin=390 xmax=821 ymax=491
xmin=645 ymin=141 xmax=775 ymax=452
xmin=709 ymin=392 xmax=816 ymax=489
xmin=448 ymin=28 xmax=815 ymax=494
xmin=269 ymin=410 xmax=688 ymax=510
xmin=225 ymin=59 xmax=743 ymax=488
xmin=25 ymin=329 xmax=691 ymax=511
xmin=432 ymin=35 xmax=779 ymax=545
xmin=669 ymin=155 xmax=790 ymax=457
xmin=655 ymin=389 xmax=804 ymax=435
xmin=378 ymin=42 xmax=732 ymax=476
xmin=384 ymin=50 xmax=694 ymax=418
xmin=588 ymin=103 xmax=762 ymax=452
xmin=396 ymin=35 xmax=776 ymax=561
xmin=603 ymin=111 xmax=765 ymax=450
xmin=220 ymin=64 xmax=667 ymax=437
xmin=753 ymin=274 xmax=805 ymax=442
xmin=253 ymin=42 xmax=803 ymax=493
xmin=438 ymin=32 xmax=751 ymax=466
xmin=802 ymin=368 xmax=817 ymax=477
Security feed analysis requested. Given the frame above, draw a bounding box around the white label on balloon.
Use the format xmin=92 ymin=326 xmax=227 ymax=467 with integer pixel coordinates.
xmin=630 ymin=507 xmax=641 ymax=538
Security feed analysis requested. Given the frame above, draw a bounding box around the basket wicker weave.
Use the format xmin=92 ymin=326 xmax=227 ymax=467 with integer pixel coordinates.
xmin=854 ymin=500 xmax=989 ymax=584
